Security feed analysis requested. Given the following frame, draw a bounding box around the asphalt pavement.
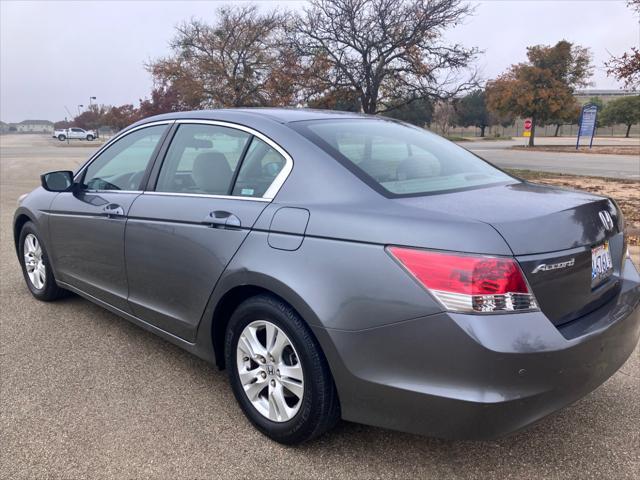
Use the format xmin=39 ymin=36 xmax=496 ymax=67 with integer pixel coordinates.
xmin=1 ymin=134 xmax=639 ymax=479
xmin=461 ymin=137 xmax=640 ymax=179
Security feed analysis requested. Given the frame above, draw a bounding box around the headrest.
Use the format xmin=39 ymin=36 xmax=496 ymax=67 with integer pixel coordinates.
xmin=191 ymin=152 xmax=232 ymax=194
xmin=396 ymin=155 xmax=441 ymax=180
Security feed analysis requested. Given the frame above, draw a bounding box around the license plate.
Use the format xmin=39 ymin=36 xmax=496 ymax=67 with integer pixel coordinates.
xmin=591 ymin=242 xmax=613 ymax=288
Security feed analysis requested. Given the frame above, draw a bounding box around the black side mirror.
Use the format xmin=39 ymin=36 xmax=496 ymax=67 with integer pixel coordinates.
xmin=41 ymin=170 xmax=74 ymax=192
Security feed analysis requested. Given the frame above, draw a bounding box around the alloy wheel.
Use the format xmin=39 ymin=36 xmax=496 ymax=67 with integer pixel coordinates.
xmin=236 ymin=320 xmax=304 ymax=422
xmin=24 ymin=233 xmax=46 ymax=289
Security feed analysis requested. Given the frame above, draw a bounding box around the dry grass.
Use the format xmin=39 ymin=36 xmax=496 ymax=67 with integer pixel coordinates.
xmin=510 ymin=145 xmax=640 ymax=155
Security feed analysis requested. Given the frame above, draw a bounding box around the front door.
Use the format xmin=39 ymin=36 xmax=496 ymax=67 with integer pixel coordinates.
xmin=125 ymin=122 xmax=288 ymax=340
xmin=48 ymin=124 xmax=169 ymax=311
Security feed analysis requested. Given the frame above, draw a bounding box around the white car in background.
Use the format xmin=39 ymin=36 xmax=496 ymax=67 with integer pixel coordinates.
xmin=53 ymin=127 xmax=97 ymax=141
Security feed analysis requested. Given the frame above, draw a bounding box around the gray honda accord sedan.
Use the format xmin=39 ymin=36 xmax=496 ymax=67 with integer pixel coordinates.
xmin=14 ymin=109 xmax=640 ymax=444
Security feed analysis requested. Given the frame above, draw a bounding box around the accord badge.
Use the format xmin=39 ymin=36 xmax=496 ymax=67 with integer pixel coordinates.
xmin=532 ymin=258 xmax=575 ymax=274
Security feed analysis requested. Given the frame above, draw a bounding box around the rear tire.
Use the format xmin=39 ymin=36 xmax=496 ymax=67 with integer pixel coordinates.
xmin=18 ymin=222 xmax=67 ymax=301
xmin=225 ymin=294 xmax=340 ymax=444
xmin=57 ymin=134 xmax=66 ymax=141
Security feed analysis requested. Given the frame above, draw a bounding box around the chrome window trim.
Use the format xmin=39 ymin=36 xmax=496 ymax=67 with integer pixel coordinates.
xmin=73 ymin=120 xmax=175 ymax=181
xmin=82 ymin=190 xmax=143 ymax=195
xmin=142 ymin=191 xmax=270 ymax=202
xmin=73 ymin=118 xmax=294 ymax=202
xmin=173 ymin=119 xmax=293 ymax=200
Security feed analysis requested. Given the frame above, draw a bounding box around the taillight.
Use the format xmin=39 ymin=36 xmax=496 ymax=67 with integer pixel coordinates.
xmin=388 ymin=247 xmax=538 ymax=313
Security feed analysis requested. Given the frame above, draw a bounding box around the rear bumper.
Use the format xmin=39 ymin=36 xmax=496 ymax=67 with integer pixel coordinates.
xmin=315 ymin=258 xmax=640 ymax=439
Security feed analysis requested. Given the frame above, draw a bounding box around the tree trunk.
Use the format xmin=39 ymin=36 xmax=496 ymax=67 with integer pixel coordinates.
xmin=626 ymin=124 xmax=632 ymax=138
xmin=361 ymin=93 xmax=376 ymax=114
xmin=528 ymin=117 xmax=536 ymax=147
xmin=480 ymin=125 xmax=486 ymax=137
xmin=554 ymin=124 xmax=561 ymax=137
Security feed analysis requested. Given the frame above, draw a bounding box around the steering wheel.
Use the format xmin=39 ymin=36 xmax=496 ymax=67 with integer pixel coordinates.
xmin=127 ymin=171 xmax=144 ymax=190
xmin=85 ymin=177 xmax=120 ymax=191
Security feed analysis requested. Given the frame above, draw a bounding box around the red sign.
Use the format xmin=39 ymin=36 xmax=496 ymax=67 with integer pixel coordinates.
xmin=524 ymin=119 xmax=532 ymax=131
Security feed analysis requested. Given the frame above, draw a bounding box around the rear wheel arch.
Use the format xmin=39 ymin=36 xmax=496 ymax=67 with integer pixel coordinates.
xmin=210 ymin=284 xmax=323 ymax=371
xmin=212 ymin=285 xmax=270 ymax=368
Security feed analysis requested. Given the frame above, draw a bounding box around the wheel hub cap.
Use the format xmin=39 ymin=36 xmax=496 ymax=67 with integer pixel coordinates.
xmin=23 ymin=234 xmax=46 ymax=290
xmin=236 ymin=320 xmax=304 ymax=422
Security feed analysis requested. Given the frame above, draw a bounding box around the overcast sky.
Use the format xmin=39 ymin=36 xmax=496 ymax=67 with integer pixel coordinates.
xmin=1 ymin=0 xmax=638 ymax=122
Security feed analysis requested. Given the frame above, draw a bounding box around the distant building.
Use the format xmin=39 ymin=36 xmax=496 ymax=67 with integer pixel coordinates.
xmin=15 ymin=119 xmax=54 ymax=133
xmin=0 ymin=121 xmax=10 ymax=133
xmin=575 ymin=89 xmax=638 ymax=105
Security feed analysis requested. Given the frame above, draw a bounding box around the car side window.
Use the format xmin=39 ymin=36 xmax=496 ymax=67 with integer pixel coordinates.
xmin=156 ymin=124 xmax=251 ymax=195
xmin=231 ymin=138 xmax=286 ymax=198
xmin=82 ymin=125 xmax=166 ymax=191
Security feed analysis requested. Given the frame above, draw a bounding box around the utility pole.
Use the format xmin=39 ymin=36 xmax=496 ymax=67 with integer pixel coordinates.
xmin=89 ymin=97 xmax=98 ymax=137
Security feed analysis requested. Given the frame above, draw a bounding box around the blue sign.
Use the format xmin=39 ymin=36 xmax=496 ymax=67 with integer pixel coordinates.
xmin=576 ymin=104 xmax=598 ymax=149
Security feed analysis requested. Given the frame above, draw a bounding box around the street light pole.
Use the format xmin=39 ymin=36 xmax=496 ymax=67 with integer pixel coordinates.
xmin=89 ymin=97 xmax=98 ymax=138
xmin=77 ymin=104 xmax=84 ymax=116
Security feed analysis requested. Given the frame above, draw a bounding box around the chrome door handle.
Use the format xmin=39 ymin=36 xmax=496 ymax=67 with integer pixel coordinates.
xmin=103 ymin=203 xmax=124 ymax=218
xmin=202 ymin=210 xmax=241 ymax=229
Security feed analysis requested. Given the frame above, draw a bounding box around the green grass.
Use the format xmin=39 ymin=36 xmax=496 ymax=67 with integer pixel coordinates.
xmin=444 ymin=135 xmax=469 ymax=142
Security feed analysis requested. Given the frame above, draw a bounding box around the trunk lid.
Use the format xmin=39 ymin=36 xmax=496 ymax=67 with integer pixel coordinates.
xmin=395 ymin=181 xmax=625 ymax=325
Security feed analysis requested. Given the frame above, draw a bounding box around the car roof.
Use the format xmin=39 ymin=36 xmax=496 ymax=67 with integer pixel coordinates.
xmin=134 ymin=107 xmax=371 ymax=126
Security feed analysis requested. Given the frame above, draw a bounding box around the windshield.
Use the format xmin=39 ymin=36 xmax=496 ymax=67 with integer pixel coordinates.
xmin=293 ymin=118 xmax=515 ymax=196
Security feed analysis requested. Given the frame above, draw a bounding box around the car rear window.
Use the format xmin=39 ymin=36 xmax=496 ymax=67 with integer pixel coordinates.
xmin=292 ymin=119 xmax=514 ymax=196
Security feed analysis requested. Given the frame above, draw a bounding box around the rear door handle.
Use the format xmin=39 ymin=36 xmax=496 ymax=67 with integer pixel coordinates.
xmin=103 ymin=203 xmax=125 ymax=218
xmin=203 ymin=210 xmax=241 ymax=229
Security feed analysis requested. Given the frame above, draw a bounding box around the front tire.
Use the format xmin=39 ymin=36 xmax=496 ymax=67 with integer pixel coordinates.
xmin=86 ymin=134 xmax=94 ymax=141
xmin=225 ymin=294 xmax=340 ymax=444
xmin=19 ymin=222 xmax=67 ymax=301
xmin=57 ymin=134 xmax=66 ymax=141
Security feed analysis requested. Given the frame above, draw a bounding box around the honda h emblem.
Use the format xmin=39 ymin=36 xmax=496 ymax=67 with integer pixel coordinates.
xmin=599 ymin=211 xmax=614 ymax=231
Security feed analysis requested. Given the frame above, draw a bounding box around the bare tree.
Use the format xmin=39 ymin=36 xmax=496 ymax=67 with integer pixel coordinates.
xmin=432 ymin=100 xmax=456 ymax=135
xmin=147 ymin=5 xmax=297 ymax=108
xmin=605 ymin=0 xmax=640 ymax=88
xmin=291 ymin=0 xmax=478 ymax=114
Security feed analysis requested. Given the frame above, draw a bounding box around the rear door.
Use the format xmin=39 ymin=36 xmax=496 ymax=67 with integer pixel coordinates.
xmin=48 ymin=123 xmax=170 ymax=311
xmin=124 ymin=121 xmax=290 ymax=340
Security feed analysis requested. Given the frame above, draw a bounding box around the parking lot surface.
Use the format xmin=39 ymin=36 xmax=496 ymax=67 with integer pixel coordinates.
xmin=1 ymin=134 xmax=639 ymax=479
xmin=462 ymin=137 xmax=640 ymax=179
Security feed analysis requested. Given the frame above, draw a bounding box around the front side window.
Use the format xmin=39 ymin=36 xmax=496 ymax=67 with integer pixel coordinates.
xmin=156 ymin=124 xmax=251 ymax=195
xmin=293 ymin=119 xmax=515 ymax=196
xmin=82 ymin=125 xmax=166 ymax=191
